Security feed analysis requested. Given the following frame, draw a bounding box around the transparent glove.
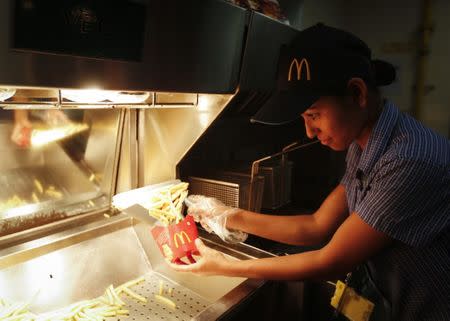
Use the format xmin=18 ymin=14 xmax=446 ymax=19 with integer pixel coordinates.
xmin=184 ymin=195 xmax=247 ymax=244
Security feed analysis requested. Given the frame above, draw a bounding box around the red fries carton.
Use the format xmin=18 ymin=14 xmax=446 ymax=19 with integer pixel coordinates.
xmin=151 ymin=215 xmax=199 ymax=264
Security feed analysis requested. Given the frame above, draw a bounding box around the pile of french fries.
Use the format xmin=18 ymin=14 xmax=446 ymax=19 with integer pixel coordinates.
xmin=143 ymin=182 xmax=189 ymax=226
xmin=0 ymin=277 xmax=147 ymax=321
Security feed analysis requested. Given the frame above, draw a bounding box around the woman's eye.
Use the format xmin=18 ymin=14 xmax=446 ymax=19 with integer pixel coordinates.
xmin=309 ymin=113 xmax=319 ymax=120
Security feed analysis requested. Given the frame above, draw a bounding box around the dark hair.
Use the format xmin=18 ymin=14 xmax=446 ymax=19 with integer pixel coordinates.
xmin=371 ymin=59 xmax=396 ymax=86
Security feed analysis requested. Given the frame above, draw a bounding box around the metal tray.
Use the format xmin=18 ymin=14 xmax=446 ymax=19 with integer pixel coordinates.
xmin=0 ymin=214 xmax=272 ymax=320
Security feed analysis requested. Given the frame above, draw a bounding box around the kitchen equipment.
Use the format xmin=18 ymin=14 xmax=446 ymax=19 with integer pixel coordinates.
xmin=250 ymin=140 xmax=320 ymax=210
xmin=0 ymin=213 xmax=274 ymax=320
xmin=188 ymin=172 xmax=265 ymax=213
xmin=120 ymin=204 xmax=158 ymax=227
xmin=258 ymin=159 xmax=294 ymax=209
xmin=0 ymin=2 xmax=305 ymax=319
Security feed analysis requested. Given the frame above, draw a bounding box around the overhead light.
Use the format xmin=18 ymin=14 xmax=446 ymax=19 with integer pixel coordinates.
xmin=109 ymin=91 xmax=150 ymax=103
xmin=61 ymin=89 xmax=114 ymax=103
xmin=0 ymin=88 xmax=16 ymax=102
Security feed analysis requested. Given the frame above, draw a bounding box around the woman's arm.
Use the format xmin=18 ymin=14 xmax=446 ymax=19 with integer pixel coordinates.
xmin=171 ymin=212 xmax=392 ymax=280
xmin=227 ymin=185 xmax=349 ymax=246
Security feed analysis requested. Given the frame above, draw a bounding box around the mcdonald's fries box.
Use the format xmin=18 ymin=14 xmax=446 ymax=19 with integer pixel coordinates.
xmin=112 ymin=179 xmax=199 ymax=264
xmin=151 ymin=215 xmax=199 ymax=264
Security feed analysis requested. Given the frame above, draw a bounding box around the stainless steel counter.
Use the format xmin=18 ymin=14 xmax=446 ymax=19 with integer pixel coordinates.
xmin=0 ymin=213 xmax=274 ymax=320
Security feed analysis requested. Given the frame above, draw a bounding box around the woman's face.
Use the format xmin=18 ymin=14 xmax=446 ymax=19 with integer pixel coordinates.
xmin=301 ymin=96 xmax=366 ymax=151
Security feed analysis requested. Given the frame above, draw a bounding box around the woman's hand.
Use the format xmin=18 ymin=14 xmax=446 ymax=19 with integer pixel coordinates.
xmin=185 ymin=195 xmax=236 ymax=232
xmin=168 ymin=239 xmax=232 ymax=276
xmin=185 ymin=195 xmax=247 ymax=243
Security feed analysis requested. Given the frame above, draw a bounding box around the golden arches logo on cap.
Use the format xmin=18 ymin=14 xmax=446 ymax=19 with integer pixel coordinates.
xmin=287 ymin=58 xmax=311 ymax=81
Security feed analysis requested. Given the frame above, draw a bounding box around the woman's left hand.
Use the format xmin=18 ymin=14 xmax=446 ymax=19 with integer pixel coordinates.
xmin=168 ymin=239 xmax=232 ymax=276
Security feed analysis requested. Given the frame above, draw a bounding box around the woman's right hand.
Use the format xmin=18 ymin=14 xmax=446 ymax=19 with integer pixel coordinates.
xmin=184 ymin=195 xmax=247 ymax=243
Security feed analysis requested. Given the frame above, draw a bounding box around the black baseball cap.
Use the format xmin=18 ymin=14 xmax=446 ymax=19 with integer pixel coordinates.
xmin=250 ymin=23 xmax=395 ymax=125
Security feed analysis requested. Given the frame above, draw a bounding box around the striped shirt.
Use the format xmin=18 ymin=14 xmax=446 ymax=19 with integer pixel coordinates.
xmin=341 ymin=101 xmax=450 ymax=321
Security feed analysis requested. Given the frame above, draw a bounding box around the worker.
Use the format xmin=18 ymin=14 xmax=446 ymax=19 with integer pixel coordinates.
xmin=169 ymin=24 xmax=450 ymax=321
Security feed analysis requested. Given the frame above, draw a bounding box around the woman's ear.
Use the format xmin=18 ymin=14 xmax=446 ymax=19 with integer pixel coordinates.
xmin=347 ymin=78 xmax=369 ymax=109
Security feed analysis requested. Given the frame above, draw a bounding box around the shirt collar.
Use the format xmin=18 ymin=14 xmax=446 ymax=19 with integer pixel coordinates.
xmin=357 ymin=100 xmax=399 ymax=175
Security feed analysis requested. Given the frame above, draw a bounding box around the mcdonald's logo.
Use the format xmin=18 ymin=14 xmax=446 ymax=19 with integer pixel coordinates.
xmin=287 ymin=58 xmax=311 ymax=81
xmin=173 ymin=231 xmax=191 ymax=248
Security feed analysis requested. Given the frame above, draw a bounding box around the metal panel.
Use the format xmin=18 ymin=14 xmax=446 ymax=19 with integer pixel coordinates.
xmin=0 ymin=214 xmax=274 ymax=320
xmin=0 ymin=0 xmax=247 ymax=93
xmin=239 ymin=12 xmax=299 ymax=91
xmin=140 ymin=93 xmax=234 ymax=185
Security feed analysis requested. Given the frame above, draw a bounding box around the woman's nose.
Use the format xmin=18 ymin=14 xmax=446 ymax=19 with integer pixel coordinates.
xmin=304 ymin=122 xmax=317 ymax=139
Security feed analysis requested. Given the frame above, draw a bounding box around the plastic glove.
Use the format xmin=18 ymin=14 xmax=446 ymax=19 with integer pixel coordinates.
xmin=185 ymin=195 xmax=247 ymax=244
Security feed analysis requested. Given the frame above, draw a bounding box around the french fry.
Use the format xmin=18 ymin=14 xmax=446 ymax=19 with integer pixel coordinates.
xmin=0 ymin=276 xmax=150 ymax=321
xmin=154 ymin=294 xmax=176 ymax=310
xmin=109 ymin=285 xmax=125 ymax=306
xmin=31 ymin=192 xmax=39 ymax=203
xmin=158 ymin=280 xmax=164 ymax=296
xmin=33 ymin=179 xmax=44 ymax=194
xmin=116 ymin=276 xmax=145 ymax=293
xmin=121 ymin=287 xmax=147 ymax=303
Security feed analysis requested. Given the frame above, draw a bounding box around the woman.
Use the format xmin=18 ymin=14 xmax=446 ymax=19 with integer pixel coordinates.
xmin=170 ymin=24 xmax=450 ymax=321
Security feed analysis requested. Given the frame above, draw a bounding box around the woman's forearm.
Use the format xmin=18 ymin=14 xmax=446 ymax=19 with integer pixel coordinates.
xmin=219 ymin=250 xmax=332 ymax=280
xmin=227 ymin=210 xmax=323 ymax=246
xmin=226 ymin=186 xmax=349 ymax=246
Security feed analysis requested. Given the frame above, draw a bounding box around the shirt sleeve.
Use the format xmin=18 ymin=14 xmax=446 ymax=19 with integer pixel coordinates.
xmin=355 ymin=158 xmax=450 ymax=247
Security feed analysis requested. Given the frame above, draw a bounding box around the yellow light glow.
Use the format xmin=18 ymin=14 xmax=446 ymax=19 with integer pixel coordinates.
xmin=197 ymin=95 xmax=209 ymax=111
xmin=61 ymin=89 xmax=114 ymax=103
xmin=0 ymin=88 xmax=16 ymax=102
xmin=110 ymin=91 xmax=150 ymax=103
xmin=30 ymin=124 xmax=89 ymax=147
xmin=198 ymin=112 xmax=210 ymax=128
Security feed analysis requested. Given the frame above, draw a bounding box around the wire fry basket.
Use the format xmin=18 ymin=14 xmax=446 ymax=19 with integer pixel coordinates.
xmin=188 ymin=172 xmax=265 ymax=213
xmin=188 ymin=140 xmax=319 ymax=213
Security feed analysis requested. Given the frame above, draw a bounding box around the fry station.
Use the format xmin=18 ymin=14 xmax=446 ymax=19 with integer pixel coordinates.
xmin=0 ymin=1 xmax=307 ymax=320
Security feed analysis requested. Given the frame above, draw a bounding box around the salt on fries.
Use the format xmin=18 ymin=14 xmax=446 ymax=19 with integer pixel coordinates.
xmin=143 ymin=182 xmax=189 ymax=226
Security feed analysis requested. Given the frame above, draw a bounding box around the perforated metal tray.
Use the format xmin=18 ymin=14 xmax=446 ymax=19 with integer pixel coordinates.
xmin=112 ymin=273 xmax=211 ymax=321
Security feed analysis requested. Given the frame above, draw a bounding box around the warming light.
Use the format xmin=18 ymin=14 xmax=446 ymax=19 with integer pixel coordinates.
xmin=0 ymin=88 xmax=16 ymax=102
xmin=61 ymin=89 xmax=151 ymax=104
xmin=61 ymin=89 xmax=114 ymax=103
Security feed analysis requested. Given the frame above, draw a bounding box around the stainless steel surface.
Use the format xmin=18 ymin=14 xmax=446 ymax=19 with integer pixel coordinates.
xmin=140 ymin=93 xmax=234 ymax=185
xmin=0 ymin=166 xmax=98 ymax=218
xmin=110 ymin=273 xmax=211 ymax=321
xmin=0 ymin=109 xmax=123 ymax=236
xmin=188 ymin=173 xmax=265 ymax=213
xmin=121 ymin=204 xmax=157 ymax=227
xmin=0 ymin=1 xmax=247 ymax=93
xmin=0 ymin=214 xmax=273 ymax=320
